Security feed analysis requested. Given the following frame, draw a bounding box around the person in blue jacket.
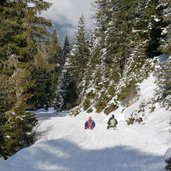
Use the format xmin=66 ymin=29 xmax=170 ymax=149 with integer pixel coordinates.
xmin=85 ymin=117 xmax=95 ymax=129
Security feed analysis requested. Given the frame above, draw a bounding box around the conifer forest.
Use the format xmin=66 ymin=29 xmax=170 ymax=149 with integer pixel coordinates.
xmin=0 ymin=0 xmax=171 ymax=161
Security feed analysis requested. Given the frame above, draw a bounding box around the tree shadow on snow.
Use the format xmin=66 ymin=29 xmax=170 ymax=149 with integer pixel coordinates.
xmin=34 ymin=125 xmax=54 ymax=141
xmin=8 ymin=139 xmax=165 ymax=171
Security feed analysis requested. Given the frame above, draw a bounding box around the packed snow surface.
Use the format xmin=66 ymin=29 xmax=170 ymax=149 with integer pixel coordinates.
xmin=1 ymin=74 xmax=171 ymax=171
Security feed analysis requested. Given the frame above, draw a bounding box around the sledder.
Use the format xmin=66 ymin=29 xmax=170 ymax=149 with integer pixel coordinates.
xmin=107 ymin=115 xmax=118 ymax=130
xmin=85 ymin=117 xmax=95 ymax=129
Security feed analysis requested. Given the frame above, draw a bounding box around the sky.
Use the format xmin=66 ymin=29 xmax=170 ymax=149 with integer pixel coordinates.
xmin=42 ymin=0 xmax=95 ymax=42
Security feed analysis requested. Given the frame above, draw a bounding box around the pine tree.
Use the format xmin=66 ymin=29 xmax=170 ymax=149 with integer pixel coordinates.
xmin=70 ymin=15 xmax=90 ymax=79
xmin=0 ymin=0 xmax=53 ymax=107
xmin=58 ymin=15 xmax=90 ymax=110
xmin=160 ymin=0 xmax=171 ymax=55
xmin=0 ymin=0 xmax=60 ymax=157
xmin=0 ymin=102 xmax=7 ymax=158
xmin=4 ymin=106 xmax=38 ymax=156
xmin=28 ymin=30 xmax=60 ymax=109
xmin=145 ymin=0 xmax=167 ymax=58
xmin=62 ymin=36 xmax=70 ymax=66
xmin=155 ymin=57 xmax=171 ymax=110
xmin=114 ymin=0 xmax=151 ymax=104
xmin=155 ymin=0 xmax=171 ymax=110
xmin=55 ymin=36 xmax=71 ymax=109
xmin=80 ymin=0 xmax=169 ymax=112
xmin=166 ymin=156 xmax=171 ymax=171
xmin=82 ymin=0 xmax=139 ymax=112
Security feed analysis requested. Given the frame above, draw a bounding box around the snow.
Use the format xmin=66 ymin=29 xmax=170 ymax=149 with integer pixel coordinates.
xmin=1 ymin=74 xmax=171 ymax=171
xmin=0 ymin=159 xmax=10 ymax=171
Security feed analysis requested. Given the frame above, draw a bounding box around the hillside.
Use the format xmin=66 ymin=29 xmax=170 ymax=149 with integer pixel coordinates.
xmin=0 ymin=74 xmax=171 ymax=171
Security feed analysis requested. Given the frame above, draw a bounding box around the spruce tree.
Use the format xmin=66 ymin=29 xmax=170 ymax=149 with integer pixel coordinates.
xmin=160 ymin=0 xmax=171 ymax=55
xmin=62 ymin=36 xmax=70 ymax=66
xmin=59 ymin=15 xmax=90 ymax=110
xmin=0 ymin=0 xmax=60 ymax=157
xmin=155 ymin=57 xmax=171 ymax=110
xmin=4 ymin=106 xmax=37 ymax=156
xmin=70 ymin=15 xmax=90 ymax=79
xmin=155 ymin=0 xmax=171 ymax=110
xmin=145 ymin=0 xmax=167 ymax=58
xmin=55 ymin=36 xmax=71 ymax=109
xmin=28 ymin=30 xmax=59 ymax=109
xmin=80 ymin=0 xmax=169 ymax=112
xmin=166 ymin=156 xmax=171 ymax=171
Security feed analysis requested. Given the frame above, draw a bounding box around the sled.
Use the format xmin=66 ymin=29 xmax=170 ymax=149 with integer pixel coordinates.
xmin=107 ymin=126 xmax=117 ymax=130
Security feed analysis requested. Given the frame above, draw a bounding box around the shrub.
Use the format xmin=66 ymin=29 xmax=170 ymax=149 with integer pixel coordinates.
xmin=137 ymin=102 xmax=145 ymax=113
xmin=118 ymin=81 xmax=138 ymax=106
xmin=166 ymin=158 xmax=171 ymax=171
xmin=126 ymin=114 xmax=136 ymax=125
xmin=149 ymin=105 xmax=156 ymax=113
xmin=126 ymin=113 xmax=144 ymax=125
xmin=72 ymin=108 xmax=81 ymax=116
xmin=87 ymin=108 xmax=93 ymax=113
xmin=108 ymin=86 xmax=116 ymax=96
xmin=95 ymin=100 xmax=107 ymax=113
xmin=104 ymin=103 xmax=118 ymax=115
xmin=83 ymin=99 xmax=91 ymax=110
xmin=86 ymin=90 xmax=95 ymax=99
xmin=147 ymin=100 xmax=156 ymax=113
xmin=95 ymin=93 xmax=111 ymax=113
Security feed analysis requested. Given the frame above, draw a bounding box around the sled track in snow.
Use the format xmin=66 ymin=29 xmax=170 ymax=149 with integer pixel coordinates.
xmin=4 ymin=115 xmax=168 ymax=171
xmin=54 ymin=119 xmax=168 ymax=171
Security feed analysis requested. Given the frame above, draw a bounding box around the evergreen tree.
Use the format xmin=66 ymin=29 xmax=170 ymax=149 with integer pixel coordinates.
xmin=0 ymin=94 xmax=7 ymax=158
xmin=81 ymin=0 xmax=140 ymax=112
xmin=70 ymin=15 xmax=90 ymax=79
xmin=55 ymin=36 xmax=71 ymax=109
xmin=166 ymin=156 xmax=171 ymax=171
xmin=79 ymin=0 xmax=169 ymax=113
xmin=58 ymin=15 xmax=90 ymax=110
xmin=0 ymin=0 xmax=54 ymax=109
xmin=0 ymin=0 xmax=60 ymax=157
xmin=145 ymin=0 xmax=167 ymax=58
xmin=155 ymin=0 xmax=171 ymax=110
xmin=62 ymin=36 xmax=70 ymax=66
xmin=4 ymin=106 xmax=38 ymax=156
xmin=155 ymin=56 xmax=171 ymax=110
xmin=28 ymin=30 xmax=59 ymax=109
xmin=160 ymin=0 xmax=171 ymax=55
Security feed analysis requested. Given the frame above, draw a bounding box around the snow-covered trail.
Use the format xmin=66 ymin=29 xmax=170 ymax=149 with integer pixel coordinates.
xmin=3 ymin=113 xmax=169 ymax=171
xmin=1 ymin=73 xmax=170 ymax=171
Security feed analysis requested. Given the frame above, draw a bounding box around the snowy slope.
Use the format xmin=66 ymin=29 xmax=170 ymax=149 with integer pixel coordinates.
xmin=1 ymin=74 xmax=171 ymax=171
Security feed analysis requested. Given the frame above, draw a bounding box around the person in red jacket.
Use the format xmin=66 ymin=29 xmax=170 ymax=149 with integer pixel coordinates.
xmin=85 ymin=117 xmax=95 ymax=129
